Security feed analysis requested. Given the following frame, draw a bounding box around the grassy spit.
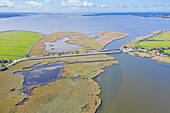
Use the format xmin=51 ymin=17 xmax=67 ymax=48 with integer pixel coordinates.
xmin=0 ymin=54 xmax=117 ymax=113
xmin=68 ymin=31 xmax=128 ymax=50
xmin=29 ymin=31 xmax=128 ymax=56
xmin=122 ymin=30 xmax=170 ymax=63
xmin=128 ymin=52 xmax=170 ymax=63
xmin=61 ymin=60 xmax=119 ymax=78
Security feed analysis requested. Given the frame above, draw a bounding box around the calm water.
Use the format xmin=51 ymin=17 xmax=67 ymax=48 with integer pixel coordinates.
xmin=1 ymin=13 xmax=170 ymax=113
xmin=14 ymin=62 xmax=67 ymax=94
xmin=96 ymin=54 xmax=170 ymax=113
xmin=44 ymin=36 xmax=84 ymax=52
xmin=85 ymin=33 xmax=102 ymax=40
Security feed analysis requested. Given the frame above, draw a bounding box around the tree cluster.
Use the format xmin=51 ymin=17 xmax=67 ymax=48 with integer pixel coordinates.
xmin=0 ymin=59 xmax=12 ymax=67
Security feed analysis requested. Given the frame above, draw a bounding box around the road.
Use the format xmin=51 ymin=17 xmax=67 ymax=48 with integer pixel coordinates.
xmin=6 ymin=50 xmax=121 ymax=67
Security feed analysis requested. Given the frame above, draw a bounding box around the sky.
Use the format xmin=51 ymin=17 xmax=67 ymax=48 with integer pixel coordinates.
xmin=0 ymin=0 xmax=169 ymax=12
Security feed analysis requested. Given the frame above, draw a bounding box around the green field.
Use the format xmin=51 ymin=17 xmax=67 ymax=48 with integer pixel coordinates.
xmin=138 ymin=31 xmax=170 ymax=52
xmin=148 ymin=31 xmax=170 ymax=40
xmin=164 ymin=50 xmax=170 ymax=54
xmin=0 ymin=31 xmax=43 ymax=60
xmin=138 ymin=41 xmax=170 ymax=49
xmin=122 ymin=30 xmax=170 ymax=63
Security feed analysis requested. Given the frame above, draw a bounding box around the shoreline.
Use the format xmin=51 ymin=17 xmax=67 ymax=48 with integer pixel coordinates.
xmin=96 ymin=32 xmax=128 ymax=50
xmin=121 ymin=30 xmax=170 ymax=64
xmin=127 ymin=52 xmax=170 ymax=64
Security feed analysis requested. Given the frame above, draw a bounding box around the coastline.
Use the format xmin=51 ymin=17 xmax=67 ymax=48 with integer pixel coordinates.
xmin=122 ymin=30 xmax=170 ymax=64
xmin=127 ymin=52 xmax=170 ymax=64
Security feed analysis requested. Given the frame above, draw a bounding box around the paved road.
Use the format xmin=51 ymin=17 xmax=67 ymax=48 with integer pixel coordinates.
xmin=28 ymin=51 xmax=121 ymax=60
xmin=6 ymin=51 xmax=121 ymax=67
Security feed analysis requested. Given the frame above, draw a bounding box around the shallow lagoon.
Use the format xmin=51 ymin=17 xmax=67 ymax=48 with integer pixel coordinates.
xmin=44 ymin=36 xmax=84 ymax=52
xmin=85 ymin=32 xmax=102 ymax=40
xmin=1 ymin=13 xmax=170 ymax=113
xmin=14 ymin=62 xmax=67 ymax=94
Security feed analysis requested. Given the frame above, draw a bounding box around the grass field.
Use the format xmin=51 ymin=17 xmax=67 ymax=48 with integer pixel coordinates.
xmin=122 ymin=31 xmax=162 ymax=48
xmin=122 ymin=30 xmax=170 ymax=63
xmin=123 ymin=30 xmax=170 ymax=50
xmin=164 ymin=50 xmax=170 ymax=54
xmin=147 ymin=31 xmax=170 ymax=40
xmin=0 ymin=31 xmax=43 ymax=60
xmin=138 ymin=31 xmax=170 ymax=50
xmin=138 ymin=41 xmax=170 ymax=49
xmin=138 ymin=31 xmax=170 ymax=53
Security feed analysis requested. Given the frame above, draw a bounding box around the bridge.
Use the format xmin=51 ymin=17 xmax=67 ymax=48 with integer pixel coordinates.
xmin=28 ymin=50 xmax=121 ymax=60
xmin=97 ymin=48 xmax=120 ymax=52
xmin=6 ymin=49 xmax=121 ymax=67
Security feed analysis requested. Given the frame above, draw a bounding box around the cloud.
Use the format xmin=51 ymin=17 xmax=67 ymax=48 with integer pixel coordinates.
xmin=100 ymin=4 xmax=107 ymax=8
xmin=61 ymin=0 xmax=94 ymax=8
xmin=25 ymin=1 xmax=43 ymax=7
xmin=0 ymin=0 xmax=14 ymax=8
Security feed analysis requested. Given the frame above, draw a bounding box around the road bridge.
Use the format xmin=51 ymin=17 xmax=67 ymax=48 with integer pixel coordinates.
xmin=6 ymin=50 xmax=121 ymax=67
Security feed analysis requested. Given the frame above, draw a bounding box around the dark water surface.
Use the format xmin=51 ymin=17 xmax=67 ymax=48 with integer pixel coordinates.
xmin=1 ymin=13 xmax=170 ymax=113
xmin=14 ymin=62 xmax=67 ymax=94
xmin=97 ymin=54 xmax=170 ymax=113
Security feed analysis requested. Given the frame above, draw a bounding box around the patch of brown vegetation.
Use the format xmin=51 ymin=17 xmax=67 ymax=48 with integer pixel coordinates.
xmin=95 ymin=32 xmax=128 ymax=48
xmin=61 ymin=60 xmax=119 ymax=78
xmin=0 ymin=54 xmax=116 ymax=113
xmin=16 ymin=78 xmax=101 ymax=113
xmin=151 ymin=56 xmax=170 ymax=64
xmin=29 ymin=31 xmax=128 ymax=56
xmin=28 ymin=32 xmax=80 ymax=56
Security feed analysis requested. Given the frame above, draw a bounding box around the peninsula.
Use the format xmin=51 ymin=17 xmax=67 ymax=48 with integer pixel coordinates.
xmin=121 ymin=30 xmax=170 ymax=63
